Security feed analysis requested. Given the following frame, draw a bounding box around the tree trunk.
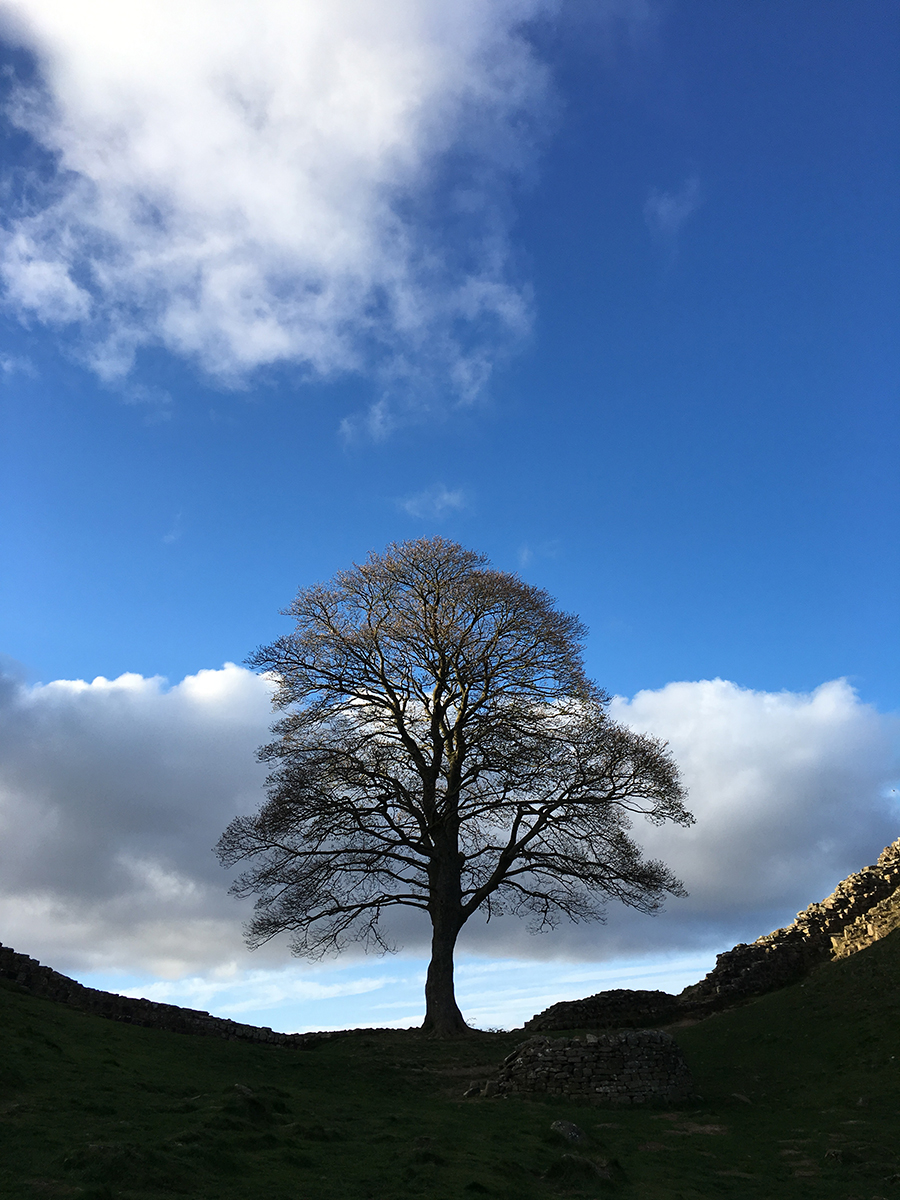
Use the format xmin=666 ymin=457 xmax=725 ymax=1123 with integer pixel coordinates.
xmin=422 ymin=833 xmax=470 ymax=1037
xmin=421 ymin=917 xmax=470 ymax=1037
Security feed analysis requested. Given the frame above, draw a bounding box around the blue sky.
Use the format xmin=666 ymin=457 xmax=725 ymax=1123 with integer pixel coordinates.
xmin=0 ymin=0 xmax=897 ymax=1031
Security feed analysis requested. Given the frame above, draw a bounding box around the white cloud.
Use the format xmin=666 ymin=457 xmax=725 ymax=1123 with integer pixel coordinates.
xmin=603 ymin=678 xmax=899 ymax=946
xmin=120 ymin=382 xmax=173 ymax=419
xmin=456 ymin=678 xmax=899 ymax=960
xmin=1 ymin=666 xmax=896 ymax=993
xmin=0 ymin=664 xmax=275 ymax=976
xmin=644 ymin=175 xmax=701 ymax=241
xmin=398 ymin=482 xmax=467 ymax=518
xmin=0 ymin=0 xmax=552 ymax=399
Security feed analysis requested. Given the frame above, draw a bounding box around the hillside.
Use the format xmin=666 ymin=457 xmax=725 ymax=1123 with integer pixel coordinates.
xmin=2 ymin=929 xmax=899 ymax=1199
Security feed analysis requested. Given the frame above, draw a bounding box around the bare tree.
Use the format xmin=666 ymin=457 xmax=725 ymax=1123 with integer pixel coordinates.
xmin=216 ymin=538 xmax=692 ymax=1037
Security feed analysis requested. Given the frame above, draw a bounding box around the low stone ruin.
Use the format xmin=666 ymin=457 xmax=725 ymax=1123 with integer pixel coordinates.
xmin=494 ymin=1030 xmax=692 ymax=1105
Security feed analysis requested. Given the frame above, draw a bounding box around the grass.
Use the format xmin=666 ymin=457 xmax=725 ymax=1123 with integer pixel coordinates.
xmin=2 ymin=930 xmax=899 ymax=1199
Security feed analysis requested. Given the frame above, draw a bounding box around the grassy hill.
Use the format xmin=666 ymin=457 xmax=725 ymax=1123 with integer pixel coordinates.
xmin=2 ymin=931 xmax=899 ymax=1200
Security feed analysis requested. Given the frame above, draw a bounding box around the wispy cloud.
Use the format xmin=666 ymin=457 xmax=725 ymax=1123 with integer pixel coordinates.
xmin=0 ymin=352 xmax=35 ymax=377
xmin=121 ymin=967 xmax=392 ymax=1015
xmin=397 ymin=483 xmax=467 ymax=519
xmin=644 ymin=175 xmax=702 ymax=243
xmin=339 ymin=398 xmax=397 ymax=444
xmin=120 ymin=383 xmax=173 ymax=421
xmin=161 ymin=513 xmax=182 ymax=545
xmin=0 ymin=0 xmax=554 ymax=406
xmin=517 ymin=538 xmax=559 ymax=569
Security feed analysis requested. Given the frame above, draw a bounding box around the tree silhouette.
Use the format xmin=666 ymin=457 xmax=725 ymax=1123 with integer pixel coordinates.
xmin=216 ymin=538 xmax=692 ymax=1036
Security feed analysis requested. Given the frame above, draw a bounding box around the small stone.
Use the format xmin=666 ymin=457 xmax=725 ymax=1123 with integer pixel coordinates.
xmin=551 ymin=1120 xmax=587 ymax=1143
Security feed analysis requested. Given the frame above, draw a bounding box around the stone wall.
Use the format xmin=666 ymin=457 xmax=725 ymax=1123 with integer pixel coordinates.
xmin=0 ymin=943 xmax=331 ymax=1048
xmin=679 ymin=836 xmax=900 ymax=1012
xmin=495 ymin=1031 xmax=692 ymax=1105
xmin=525 ymin=836 xmax=900 ymax=1031
xmin=828 ymin=887 xmax=900 ymax=960
xmin=525 ymin=989 xmax=679 ymax=1034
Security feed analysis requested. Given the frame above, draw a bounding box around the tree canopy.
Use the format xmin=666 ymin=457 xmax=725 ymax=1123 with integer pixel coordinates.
xmin=216 ymin=538 xmax=692 ymax=1036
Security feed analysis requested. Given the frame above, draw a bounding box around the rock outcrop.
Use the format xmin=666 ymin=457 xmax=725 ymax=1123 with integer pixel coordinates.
xmin=525 ymin=836 xmax=900 ymax=1032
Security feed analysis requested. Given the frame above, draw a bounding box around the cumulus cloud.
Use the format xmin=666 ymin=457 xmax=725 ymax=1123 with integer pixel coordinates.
xmin=1 ymin=667 xmax=896 ymax=989
xmin=602 ymin=678 xmax=899 ymax=949
xmin=0 ymin=664 xmax=275 ymax=976
xmin=397 ymin=482 xmax=467 ymax=518
xmin=457 ymin=678 xmax=898 ymax=960
xmin=0 ymin=0 xmax=552 ymax=397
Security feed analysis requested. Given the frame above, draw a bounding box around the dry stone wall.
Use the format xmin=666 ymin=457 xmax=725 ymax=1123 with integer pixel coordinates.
xmin=525 ymin=989 xmax=679 ymax=1034
xmin=0 ymin=943 xmax=331 ymax=1048
xmin=826 ymin=887 xmax=900 ymax=960
xmin=526 ymin=837 xmax=900 ymax=1032
xmin=680 ymin=836 xmax=900 ymax=1012
xmin=495 ymin=1031 xmax=693 ymax=1105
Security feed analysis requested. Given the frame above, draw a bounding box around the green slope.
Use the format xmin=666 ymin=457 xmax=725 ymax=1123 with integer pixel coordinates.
xmin=2 ymin=930 xmax=899 ymax=1199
